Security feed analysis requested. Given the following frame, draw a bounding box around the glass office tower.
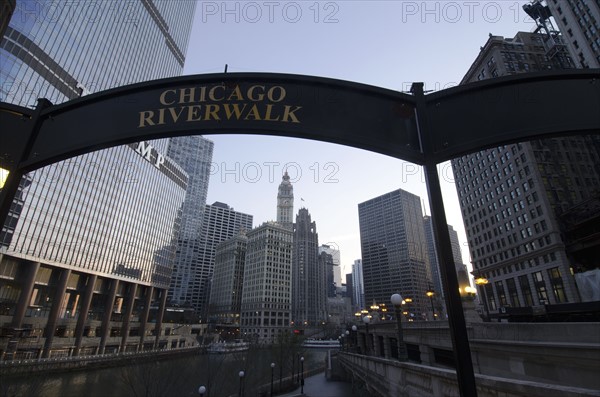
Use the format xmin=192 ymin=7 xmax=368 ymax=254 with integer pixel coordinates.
xmin=0 ymin=0 xmax=196 ymax=358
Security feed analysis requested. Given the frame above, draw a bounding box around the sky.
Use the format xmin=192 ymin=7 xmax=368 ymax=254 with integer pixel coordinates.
xmin=182 ymin=1 xmax=536 ymax=278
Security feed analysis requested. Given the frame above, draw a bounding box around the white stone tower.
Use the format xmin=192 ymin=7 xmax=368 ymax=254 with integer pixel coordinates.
xmin=276 ymin=171 xmax=294 ymax=229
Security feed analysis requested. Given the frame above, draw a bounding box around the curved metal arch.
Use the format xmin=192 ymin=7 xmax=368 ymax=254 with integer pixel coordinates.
xmin=424 ymin=69 xmax=600 ymax=163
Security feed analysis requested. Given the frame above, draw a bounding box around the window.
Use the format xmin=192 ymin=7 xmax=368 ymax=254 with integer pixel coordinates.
xmin=532 ymin=271 xmax=549 ymax=303
xmin=519 ymin=275 xmax=534 ymax=306
xmin=548 ymin=267 xmax=567 ymax=303
xmin=506 ymin=278 xmax=520 ymax=307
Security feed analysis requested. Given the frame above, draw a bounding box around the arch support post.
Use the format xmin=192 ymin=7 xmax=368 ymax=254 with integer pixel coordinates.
xmin=412 ymin=83 xmax=478 ymax=397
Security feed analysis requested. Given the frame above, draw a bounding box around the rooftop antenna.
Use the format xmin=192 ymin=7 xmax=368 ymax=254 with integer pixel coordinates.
xmin=224 ymin=64 xmax=228 ymax=73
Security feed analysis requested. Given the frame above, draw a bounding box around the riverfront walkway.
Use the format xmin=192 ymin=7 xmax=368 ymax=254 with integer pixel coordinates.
xmin=280 ymin=372 xmax=353 ymax=397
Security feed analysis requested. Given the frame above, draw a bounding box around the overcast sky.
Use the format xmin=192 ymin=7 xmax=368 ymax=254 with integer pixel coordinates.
xmin=182 ymin=1 xmax=535 ymax=278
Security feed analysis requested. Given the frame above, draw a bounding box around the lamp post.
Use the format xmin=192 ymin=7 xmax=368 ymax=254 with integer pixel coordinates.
xmin=300 ymin=356 xmax=305 ymax=394
xmin=474 ymin=277 xmax=490 ymax=321
xmin=362 ymin=315 xmax=371 ymax=355
xmin=198 ymin=385 xmax=206 ymax=397
xmin=345 ymin=330 xmax=350 ymax=351
xmin=351 ymin=325 xmax=357 ymax=352
xmin=270 ymin=362 xmax=275 ymax=397
xmin=426 ymin=286 xmax=436 ymax=320
xmin=390 ymin=293 xmax=409 ymax=361
xmin=238 ymin=370 xmax=245 ymax=397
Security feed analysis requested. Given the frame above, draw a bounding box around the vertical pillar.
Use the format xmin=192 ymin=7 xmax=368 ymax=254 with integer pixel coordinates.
xmin=73 ymin=274 xmax=97 ymax=356
xmin=11 ymin=261 xmax=40 ymax=328
xmin=119 ymin=283 xmax=137 ymax=353
xmin=372 ymin=333 xmax=381 ymax=357
xmin=138 ymin=286 xmax=153 ymax=351
xmin=98 ymin=279 xmax=119 ymax=355
xmin=382 ymin=336 xmax=392 ymax=359
xmin=154 ymin=288 xmax=168 ymax=349
xmin=411 ymin=82 xmax=478 ymax=397
xmin=42 ymin=269 xmax=71 ymax=358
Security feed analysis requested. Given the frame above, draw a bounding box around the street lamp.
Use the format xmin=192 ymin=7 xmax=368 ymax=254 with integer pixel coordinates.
xmin=390 ymin=294 xmax=409 ymax=361
xmin=426 ymin=286 xmax=436 ymax=320
xmin=362 ymin=315 xmax=371 ymax=355
xmin=198 ymin=385 xmax=206 ymax=397
xmin=474 ymin=277 xmax=490 ymax=321
xmin=238 ymin=370 xmax=245 ymax=397
xmin=351 ymin=325 xmax=357 ymax=352
xmin=300 ymin=356 xmax=305 ymax=394
xmin=270 ymin=362 xmax=275 ymax=397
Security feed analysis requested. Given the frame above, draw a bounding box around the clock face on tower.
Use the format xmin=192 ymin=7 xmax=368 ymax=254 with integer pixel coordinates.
xmin=283 ymin=200 xmax=289 ymax=205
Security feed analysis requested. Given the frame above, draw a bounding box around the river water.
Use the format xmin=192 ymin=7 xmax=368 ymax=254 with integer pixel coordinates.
xmin=1 ymin=347 xmax=329 ymax=397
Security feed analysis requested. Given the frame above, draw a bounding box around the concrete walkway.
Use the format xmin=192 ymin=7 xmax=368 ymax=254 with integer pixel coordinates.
xmin=279 ymin=372 xmax=353 ymax=397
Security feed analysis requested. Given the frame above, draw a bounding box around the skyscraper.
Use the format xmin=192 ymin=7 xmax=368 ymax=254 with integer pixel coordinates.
xmin=241 ymin=222 xmax=293 ymax=344
xmin=423 ymin=216 xmax=471 ymax=316
xmin=358 ymin=189 xmax=431 ymax=317
xmin=292 ymin=208 xmax=327 ymax=325
xmin=0 ymin=0 xmax=197 ymax=357
xmin=165 ymin=137 xmax=215 ymax=312
xmin=319 ymin=244 xmax=342 ymax=291
xmin=454 ymin=31 xmax=600 ymax=318
xmin=169 ymin=201 xmax=253 ymax=316
xmin=276 ymin=171 xmax=294 ymax=229
xmin=351 ymin=259 xmax=365 ymax=311
xmin=209 ymin=232 xmax=248 ymax=329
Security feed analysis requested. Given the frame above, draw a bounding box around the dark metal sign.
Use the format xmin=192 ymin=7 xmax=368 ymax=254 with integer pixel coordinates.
xmin=10 ymin=73 xmax=422 ymax=172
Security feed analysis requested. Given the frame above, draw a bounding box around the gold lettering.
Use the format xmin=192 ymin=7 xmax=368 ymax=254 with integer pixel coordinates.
xmin=267 ymin=86 xmax=286 ymax=102
xmin=209 ymin=85 xmax=225 ymax=101
xmin=159 ymin=89 xmax=176 ymax=106
xmin=204 ymin=104 xmax=220 ymax=120
xmin=244 ymin=104 xmax=262 ymax=121
xmin=187 ymin=105 xmax=202 ymax=121
xmin=264 ymin=104 xmax=280 ymax=121
xmin=158 ymin=108 xmax=166 ymax=125
xmin=168 ymin=107 xmax=186 ymax=123
xmin=227 ymin=86 xmax=244 ymax=101
xmin=138 ymin=110 xmax=155 ymax=127
xmin=247 ymin=85 xmax=265 ymax=101
xmin=179 ymin=87 xmax=196 ymax=104
xmin=198 ymin=86 xmax=207 ymax=102
xmin=223 ymin=103 xmax=247 ymax=119
xmin=282 ymin=105 xmax=302 ymax=123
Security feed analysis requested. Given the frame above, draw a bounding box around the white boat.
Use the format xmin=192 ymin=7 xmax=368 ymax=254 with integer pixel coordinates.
xmin=207 ymin=340 xmax=249 ymax=354
xmin=301 ymin=339 xmax=341 ymax=348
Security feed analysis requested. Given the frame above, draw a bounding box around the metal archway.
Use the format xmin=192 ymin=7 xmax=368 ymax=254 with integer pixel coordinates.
xmin=1 ymin=69 xmax=599 ymax=396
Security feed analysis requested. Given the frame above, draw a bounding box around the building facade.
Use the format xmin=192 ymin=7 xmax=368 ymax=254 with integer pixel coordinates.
xmin=454 ymin=31 xmax=600 ymax=318
xmin=319 ymin=244 xmax=342 ymax=292
xmin=351 ymin=259 xmax=365 ymax=311
xmin=291 ymin=208 xmax=327 ymax=326
xmin=358 ymin=189 xmax=432 ymax=318
xmin=240 ymin=222 xmax=293 ymax=344
xmin=208 ymin=232 xmax=248 ymax=329
xmin=541 ymin=0 xmax=600 ymax=68
xmin=170 ymin=202 xmax=252 ymax=317
xmin=0 ymin=0 xmax=196 ymax=358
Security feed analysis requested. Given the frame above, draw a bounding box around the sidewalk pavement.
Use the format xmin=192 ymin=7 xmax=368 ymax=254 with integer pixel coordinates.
xmin=279 ymin=372 xmax=353 ymax=397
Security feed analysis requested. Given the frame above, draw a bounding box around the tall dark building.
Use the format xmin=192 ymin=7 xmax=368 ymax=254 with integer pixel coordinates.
xmin=454 ymin=31 xmax=600 ymax=318
xmin=358 ymin=189 xmax=431 ymax=317
xmin=292 ymin=208 xmax=327 ymax=325
xmin=209 ymin=232 xmax=248 ymax=328
xmin=0 ymin=0 xmax=197 ymax=358
xmin=170 ymin=202 xmax=252 ymax=316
